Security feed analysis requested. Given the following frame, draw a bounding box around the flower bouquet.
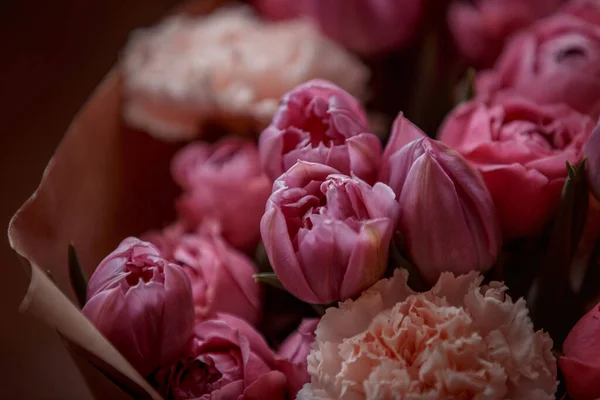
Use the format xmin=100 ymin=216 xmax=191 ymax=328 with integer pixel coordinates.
xmin=9 ymin=1 xmax=600 ymax=399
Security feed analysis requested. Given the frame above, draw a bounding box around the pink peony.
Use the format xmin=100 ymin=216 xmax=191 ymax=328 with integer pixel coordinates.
xmin=298 ymin=269 xmax=557 ymax=400
xmin=559 ymin=302 xmax=600 ymax=400
xmin=448 ymin=0 xmax=561 ymax=67
xmin=259 ymin=79 xmax=381 ymax=183
xmin=172 ymin=227 xmax=262 ymax=326
xmin=260 ymin=161 xmax=399 ymax=305
xmin=439 ymin=93 xmax=595 ymax=238
xmin=154 ymin=314 xmax=291 ymax=400
xmin=476 ymin=13 xmax=600 ymax=118
xmin=173 ymin=137 xmax=271 ymax=252
xmin=122 ymin=6 xmax=368 ymax=141
xmin=254 ymin=0 xmax=424 ymax=55
xmin=83 ymin=238 xmax=195 ymax=376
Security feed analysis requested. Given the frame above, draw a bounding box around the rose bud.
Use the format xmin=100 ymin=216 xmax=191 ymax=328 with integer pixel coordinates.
xmin=448 ymin=0 xmax=561 ymax=67
xmin=380 ymin=137 xmax=501 ymax=284
xmin=258 ymin=79 xmax=381 ymax=183
xmin=439 ymin=93 xmax=595 ymax=237
xmin=584 ymin=122 xmax=600 ymax=200
xmin=254 ymin=0 xmax=424 ymax=55
xmin=154 ymin=313 xmax=291 ymax=400
xmin=172 ymin=227 xmax=262 ymax=326
xmin=261 ymin=161 xmax=399 ymax=304
xmin=82 ymin=238 xmax=194 ymax=376
xmin=559 ymin=303 xmax=600 ymax=400
xmin=173 ymin=137 xmax=271 ymax=252
xmin=477 ymin=14 xmax=600 ymax=118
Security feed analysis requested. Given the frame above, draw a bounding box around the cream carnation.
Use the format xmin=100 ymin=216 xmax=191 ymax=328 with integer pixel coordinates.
xmin=298 ymin=270 xmax=557 ymax=400
xmin=122 ymin=6 xmax=368 ymax=141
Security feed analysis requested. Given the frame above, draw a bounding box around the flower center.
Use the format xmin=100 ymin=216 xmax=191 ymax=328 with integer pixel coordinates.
xmin=125 ymin=264 xmax=155 ymax=286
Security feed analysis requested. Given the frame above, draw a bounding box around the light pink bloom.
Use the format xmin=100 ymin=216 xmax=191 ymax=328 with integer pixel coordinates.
xmin=122 ymin=6 xmax=368 ymax=141
xmin=83 ymin=238 xmax=194 ymax=376
xmin=155 ymin=314 xmax=291 ymax=400
xmin=559 ymin=302 xmax=600 ymax=400
xmin=477 ymin=14 xmax=600 ymax=118
xmin=259 ymin=79 xmax=381 ymax=183
xmin=380 ymin=136 xmax=501 ymax=284
xmin=173 ymin=137 xmax=271 ymax=252
xmin=260 ymin=161 xmax=398 ymax=304
xmin=439 ymin=93 xmax=595 ymax=238
xmin=173 ymin=228 xmax=262 ymax=326
xmin=298 ymin=269 xmax=557 ymax=400
xmin=584 ymin=122 xmax=600 ymax=200
xmin=448 ymin=0 xmax=561 ymax=67
xmin=254 ymin=0 xmax=424 ymax=55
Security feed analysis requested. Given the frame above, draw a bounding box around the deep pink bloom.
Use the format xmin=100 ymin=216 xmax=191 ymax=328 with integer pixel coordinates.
xmin=584 ymin=122 xmax=600 ymax=200
xmin=258 ymin=79 xmax=381 ymax=183
xmin=380 ymin=137 xmax=501 ymax=284
xmin=477 ymin=14 xmax=600 ymax=118
xmin=448 ymin=0 xmax=561 ymax=67
xmin=173 ymin=228 xmax=262 ymax=326
xmin=254 ymin=0 xmax=424 ymax=55
xmin=563 ymin=0 xmax=600 ymax=26
xmin=173 ymin=137 xmax=271 ymax=252
xmin=559 ymin=303 xmax=600 ymax=400
xmin=154 ymin=314 xmax=291 ymax=400
xmin=83 ymin=238 xmax=194 ymax=376
xmin=260 ymin=161 xmax=398 ymax=304
xmin=439 ymin=93 xmax=595 ymax=237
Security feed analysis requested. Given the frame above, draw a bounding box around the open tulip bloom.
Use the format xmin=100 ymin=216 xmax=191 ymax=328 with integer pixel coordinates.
xmin=12 ymin=3 xmax=600 ymax=400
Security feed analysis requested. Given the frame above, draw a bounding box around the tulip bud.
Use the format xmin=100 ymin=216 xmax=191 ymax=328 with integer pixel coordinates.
xmin=258 ymin=79 xmax=381 ymax=183
xmin=83 ymin=238 xmax=194 ymax=376
xmin=584 ymin=122 xmax=600 ymax=200
xmin=379 ymin=138 xmax=501 ymax=284
xmin=261 ymin=161 xmax=399 ymax=304
xmin=559 ymin=303 xmax=600 ymax=400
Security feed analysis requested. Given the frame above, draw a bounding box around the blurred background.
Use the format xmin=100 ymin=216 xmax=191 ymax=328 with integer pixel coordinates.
xmin=0 ymin=1 xmax=180 ymax=398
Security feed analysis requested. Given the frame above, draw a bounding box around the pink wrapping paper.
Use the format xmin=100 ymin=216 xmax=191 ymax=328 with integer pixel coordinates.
xmin=8 ymin=1 xmax=225 ymax=398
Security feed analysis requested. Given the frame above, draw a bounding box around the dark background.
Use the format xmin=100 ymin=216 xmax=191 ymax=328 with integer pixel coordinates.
xmin=0 ymin=1 xmax=182 ymax=398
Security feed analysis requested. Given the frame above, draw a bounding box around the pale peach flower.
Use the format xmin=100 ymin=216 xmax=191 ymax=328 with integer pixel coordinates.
xmin=297 ymin=269 xmax=557 ymax=400
xmin=122 ymin=6 xmax=369 ymax=141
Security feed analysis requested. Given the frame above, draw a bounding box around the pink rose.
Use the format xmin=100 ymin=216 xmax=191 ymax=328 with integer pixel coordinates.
xmin=298 ymin=269 xmax=557 ymax=399
xmin=477 ymin=14 xmax=600 ymax=118
xmin=122 ymin=7 xmax=368 ymax=141
xmin=439 ymin=93 xmax=595 ymax=237
xmin=172 ymin=228 xmax=262 ymax=326
xmin=173 ymin=137 xmax=271 ymax=252
xmin=255 ymin=0 xmax=424 ymax=55
xmin=260 ymin=161 xmax=398 ymax=304
xmin=584 ymin=122 xmax=600 ymax=200
xmin=448 ymin=0 xmax=561 ymax=67
xmin=380 ymin=136 xmax=501 ymax=284
xmin=559 ymin=302 xmax=600 ymax=400
xmin=83 ymin=238 xmax=194 ymax=376
xmin=258 ymin=79 xmax=381 ymax=183
xmin=154 ymin=314 xmax=290 ymax=400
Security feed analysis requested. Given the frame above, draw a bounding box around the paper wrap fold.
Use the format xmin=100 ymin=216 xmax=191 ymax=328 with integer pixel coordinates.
xmin=8 ymin=2 xmax=224 ymax=398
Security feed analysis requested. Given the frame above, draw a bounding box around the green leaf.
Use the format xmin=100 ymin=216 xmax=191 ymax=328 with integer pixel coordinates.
xmin=69 ymin=244 xmax=88 ymax=308
xmin=253 ymin=272 xmax=287 ymax=292
xmin=454 ymin=67 xmax=476 ymax=105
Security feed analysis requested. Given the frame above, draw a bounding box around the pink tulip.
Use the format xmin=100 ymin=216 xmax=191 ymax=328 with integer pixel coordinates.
xmin=559 ymin=303 xmax=600 ymax=400
xmin=173 ymin=137 xmax=271 ymax=252
xmin=379 ymin=137 xmax=501 ymax=284
xmin=260 ymin=161 xmax=398 ymax=304
xmin=448 ymin=0 xmax=561 ymax=67
xmin=83 ymin=238 xmax=194 ymax=376
xmin=439 ymin=93 xmax=595 ymax=237
xmin=254 ymin=0 xmax=424 ymax=55
xmin=154 ymin=314 xmax=291 ymax=400
xmin=277 ymin=318 xmax=318 ymax=394
xmin=477 ymin=14 xmax=600 ymax=118
xmin=584 ymin=122 xmax=600 ymax=200
xmin=173 ymin=227 xmax=262 ymax=326
xmin=258 ymin=79 xmax=381 ymax=183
